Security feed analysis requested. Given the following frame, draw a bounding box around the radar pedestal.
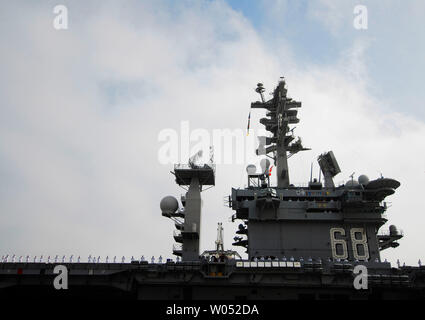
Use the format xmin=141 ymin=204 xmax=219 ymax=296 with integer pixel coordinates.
xmin=162 ymin=163 xmax=215 ymax=262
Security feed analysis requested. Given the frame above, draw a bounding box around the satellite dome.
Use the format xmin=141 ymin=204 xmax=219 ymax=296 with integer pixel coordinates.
xmin=389 ymin=225 xmax=398 ymax=235
xmin=160 ymin=196 xmax=178 ymax=214
xmin=345 ymin=179 xmax=360 ymax=188
xmin=260 ymin=158 xmax=271 ymax=174
xmin=246 ymin=164 xmax=257 ymax=175
xmin=358 ymin=175 xmax=370 ymax=185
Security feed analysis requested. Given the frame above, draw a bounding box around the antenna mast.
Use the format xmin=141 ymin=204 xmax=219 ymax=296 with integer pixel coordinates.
xmin=215 ymin=223 xmax=224 ymax=252
xmin=251 ymin=78 xmax=310 ymax=188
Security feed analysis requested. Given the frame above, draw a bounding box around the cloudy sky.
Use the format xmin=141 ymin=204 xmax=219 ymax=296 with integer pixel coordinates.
xmin=0 ymin=0 xmax=424 ymax=265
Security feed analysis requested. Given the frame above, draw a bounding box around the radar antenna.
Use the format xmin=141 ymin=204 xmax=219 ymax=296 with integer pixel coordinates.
xmin=255 ymin=83 xmax=265 ymax=103
xmin=317 ymin=151 xmax=341 ymax=188
xmin=188 ymin=150 xmax=203 ymax=168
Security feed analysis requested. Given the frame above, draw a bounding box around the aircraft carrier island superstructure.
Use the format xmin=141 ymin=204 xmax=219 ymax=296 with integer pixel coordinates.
xmin=1 ymin=79 xmax=424 ymax=300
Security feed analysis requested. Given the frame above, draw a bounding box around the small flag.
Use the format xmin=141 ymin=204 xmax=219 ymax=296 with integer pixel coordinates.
xmin=247 ymin=111 xmax=251 ymax=136
xmin=269 ymin=166 xmax=273 ymax=176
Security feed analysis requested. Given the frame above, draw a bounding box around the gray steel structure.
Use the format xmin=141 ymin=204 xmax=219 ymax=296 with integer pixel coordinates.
xmin=231 ymin=79 xmax=401 ymax=264
xmin=167 ymin=163 xmax=215 ymax=261
xmin=0 ymin=79 xmax=424 ymax=300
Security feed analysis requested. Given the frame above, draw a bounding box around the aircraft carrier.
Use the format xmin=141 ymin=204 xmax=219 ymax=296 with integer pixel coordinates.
xmin=1 ymin=78 xmax=424 ymax=300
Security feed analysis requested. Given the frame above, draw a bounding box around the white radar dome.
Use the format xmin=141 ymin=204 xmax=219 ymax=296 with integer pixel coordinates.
xmin=160 ymin=196 xmax=179 ymax=214
xmin=358 ymin=175 xmax=370 ymax=185
xmin=345 ymin=180 xmax=360 ymax=188
xmin=246 ymin=164 xmax=257 ymax=175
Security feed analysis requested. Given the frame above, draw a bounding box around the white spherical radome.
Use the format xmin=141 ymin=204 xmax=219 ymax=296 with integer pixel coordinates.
xmin=358 ymin=174 xmax=370 ymax=185
xmin=160 ymin=196 xmax=179 ymax=214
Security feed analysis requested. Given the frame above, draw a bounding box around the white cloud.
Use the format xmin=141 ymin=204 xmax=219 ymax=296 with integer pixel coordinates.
xmin=0 ymin=0 xmax=423 ymax=265
xmin=307 ymin=0 xmax=351 ymax=35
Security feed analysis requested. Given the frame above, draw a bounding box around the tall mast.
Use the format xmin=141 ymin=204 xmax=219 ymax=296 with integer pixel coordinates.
xmin=251 ymin=78 xmax=309 ymax=188
xmin=215 ymin=222 xmax=224 ymax=252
